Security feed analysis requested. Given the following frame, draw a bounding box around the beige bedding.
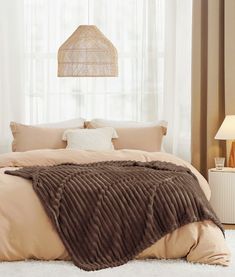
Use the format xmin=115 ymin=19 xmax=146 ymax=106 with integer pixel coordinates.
xmin=0 ymin=149 xmax=230 ymax=265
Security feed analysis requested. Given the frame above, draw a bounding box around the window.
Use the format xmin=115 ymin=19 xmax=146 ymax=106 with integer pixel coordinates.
xmin=24 ymin=0 xmax=165 ymax=123
xmin=23 ymin=0 xmax=192 ymax=161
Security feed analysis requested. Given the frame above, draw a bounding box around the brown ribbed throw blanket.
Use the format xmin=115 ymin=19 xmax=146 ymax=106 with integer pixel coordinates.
xmin=5 ymin=161 xmax=223 ymax=271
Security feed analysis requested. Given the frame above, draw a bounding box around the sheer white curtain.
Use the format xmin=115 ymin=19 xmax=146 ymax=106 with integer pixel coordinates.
xmin=23 ymin=0 xmax=165 ymax=122
xmin=0 ymin=0 xmax=192 ymax=161
xmin=0 ymin=0 xmax=25 ymax=153
xmin=163 ymin=0 xmax=192 ymax=161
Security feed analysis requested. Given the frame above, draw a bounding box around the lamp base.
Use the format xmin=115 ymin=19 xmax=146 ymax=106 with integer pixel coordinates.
xmin=229 ymin=141 xmax=235 ymax=167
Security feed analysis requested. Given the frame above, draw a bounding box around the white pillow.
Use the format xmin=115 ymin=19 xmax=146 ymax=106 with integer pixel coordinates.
xmin=37 ymin=118 xmax=85 ymax=128
xmin=62 ymin=127 xmax=118 ymax=151
xmin=89 ymin=118 xmax=168 ymax=129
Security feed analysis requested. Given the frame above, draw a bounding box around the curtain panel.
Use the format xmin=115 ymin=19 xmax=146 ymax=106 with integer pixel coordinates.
xmin=191 ymin=0 xmax=235 ymax=176
xmin=0 ymin=0 xmax=25 ymax=153
xmin=0 ymin=0 xmax=192 ymax=161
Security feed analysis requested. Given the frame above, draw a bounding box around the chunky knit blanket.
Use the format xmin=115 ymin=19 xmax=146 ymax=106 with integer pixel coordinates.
xmin=5 ymin=161 xmax=223 ymax=271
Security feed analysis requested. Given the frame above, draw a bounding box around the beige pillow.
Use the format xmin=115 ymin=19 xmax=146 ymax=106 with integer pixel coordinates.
xmin=87 ymin=119 xmax=167 ymax=152
xmin=112 ymin=126 xmax=165 ymax=152
xmin=10 ymin=119 xmax=85 ymax=152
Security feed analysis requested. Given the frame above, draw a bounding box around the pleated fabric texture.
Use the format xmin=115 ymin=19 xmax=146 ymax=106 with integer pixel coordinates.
xmin=6 ymin=161 xmax=223 ymax=271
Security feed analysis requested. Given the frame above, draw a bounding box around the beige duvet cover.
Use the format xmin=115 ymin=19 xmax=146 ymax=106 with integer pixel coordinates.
xmin=0 ymin=149 xmax=230 ymax=266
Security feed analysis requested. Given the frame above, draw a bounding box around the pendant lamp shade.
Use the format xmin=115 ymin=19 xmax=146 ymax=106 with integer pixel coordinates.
xmin=57 ymin=25 xmax=118 ymax=77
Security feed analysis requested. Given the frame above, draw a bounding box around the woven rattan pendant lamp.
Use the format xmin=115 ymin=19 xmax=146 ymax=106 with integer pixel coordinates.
xmin=57 ymin=24 xmax=118 ymax=77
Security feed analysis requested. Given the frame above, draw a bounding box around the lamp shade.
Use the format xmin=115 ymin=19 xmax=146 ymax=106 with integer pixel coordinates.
xmin=57 ymin=25 xmax=118 ymax=77
xmin=215 ymin=115 xmax=235 ymax=140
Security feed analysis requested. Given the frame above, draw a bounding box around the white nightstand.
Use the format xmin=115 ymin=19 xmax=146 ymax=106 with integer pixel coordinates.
xmin=209 ymin=168 xmax=235 ymax=224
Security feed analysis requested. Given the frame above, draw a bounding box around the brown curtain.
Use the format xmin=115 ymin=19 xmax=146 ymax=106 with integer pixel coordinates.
xmin=191 ymin=0 xmax=235 ymax=177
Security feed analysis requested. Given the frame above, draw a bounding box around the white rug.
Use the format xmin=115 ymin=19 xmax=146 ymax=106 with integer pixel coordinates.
xmin=0 ymin=230 xmax=234 ymax=277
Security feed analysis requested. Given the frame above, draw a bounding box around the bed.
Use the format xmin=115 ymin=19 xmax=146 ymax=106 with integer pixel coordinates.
xmin=0 ymin=148 xmax=230 ymax=270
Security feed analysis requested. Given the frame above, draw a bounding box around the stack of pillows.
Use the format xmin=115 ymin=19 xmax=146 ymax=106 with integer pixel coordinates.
xmin=10 ymin=118 xmax=167 ymax=152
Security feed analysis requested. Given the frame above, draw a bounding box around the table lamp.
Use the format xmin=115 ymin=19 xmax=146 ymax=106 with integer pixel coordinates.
xmin=215 ymin=115 xmax=235 ymax=167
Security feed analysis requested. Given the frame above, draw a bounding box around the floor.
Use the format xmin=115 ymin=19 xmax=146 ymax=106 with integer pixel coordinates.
xmin=0 ymin=230 xmax=234 ymax=277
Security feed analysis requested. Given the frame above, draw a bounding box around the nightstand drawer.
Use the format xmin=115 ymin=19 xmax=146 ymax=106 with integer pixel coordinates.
xmin=209 ymin=170 xmax=235 ymax=224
